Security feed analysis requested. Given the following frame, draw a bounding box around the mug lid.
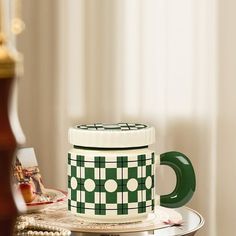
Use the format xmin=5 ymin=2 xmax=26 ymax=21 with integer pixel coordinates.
xmin=68 ymin=123 xmax=155 ymax=148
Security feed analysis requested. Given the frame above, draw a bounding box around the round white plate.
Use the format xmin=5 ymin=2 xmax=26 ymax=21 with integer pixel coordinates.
xmin=27 ymin=202 xmax=182 ymax=233
xmin=26 ymin=188 xmax=66 ymax=212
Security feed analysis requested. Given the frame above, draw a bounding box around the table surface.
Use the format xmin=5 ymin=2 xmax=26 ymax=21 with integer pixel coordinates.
xmin=26 ymin=201 xmax=204 ymax=236
xmin=70 ymin=207 xmax=204 ymax=236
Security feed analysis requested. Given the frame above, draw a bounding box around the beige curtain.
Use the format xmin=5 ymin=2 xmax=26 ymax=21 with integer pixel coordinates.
xmin=17 ymin=0 xmax=236 ymax=235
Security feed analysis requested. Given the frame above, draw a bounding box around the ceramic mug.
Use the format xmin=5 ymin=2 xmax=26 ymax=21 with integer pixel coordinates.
xmin=67 ymin=123 xmax=196 ymax=222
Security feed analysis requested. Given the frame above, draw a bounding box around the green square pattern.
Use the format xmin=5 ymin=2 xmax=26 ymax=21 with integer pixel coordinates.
xmin=77 ymin=202 xmax=85 ymax=213
xmin=68 ymin=152 xmax=155 ymax=215
xmin=151 ymin=153 xmax=155 ymax=164
xmin=138 ymin=154 xmax=146 ymax=166
xmin=76 ymin=155 xmax=84 ymax=167
xmin=117 ymin=203 xmax=128 ymax=214
xmin=138 ymin=201 xmax=146 ymax=213
xmin=68 ymin=153 xmax=71 ymax=165
xmin=117 ymin=156 xmax=128 ymax=167
xmin=95 ymin=204 xmax=106 ymax=215
xmin=95 ymin=156 xmax=105 ymax=168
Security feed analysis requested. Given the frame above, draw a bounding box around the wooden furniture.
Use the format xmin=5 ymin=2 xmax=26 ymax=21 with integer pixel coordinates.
xmin=0 ymin=36 xmax=20 ymax=235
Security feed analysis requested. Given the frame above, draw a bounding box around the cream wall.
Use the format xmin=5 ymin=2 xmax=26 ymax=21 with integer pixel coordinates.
xmin=17 ymin=1 xmax=70 ymax=188
xmin=217 ymin=0 xmax=236 ymax=234
xmin=16 ymin=0 xmax=236 ymax=235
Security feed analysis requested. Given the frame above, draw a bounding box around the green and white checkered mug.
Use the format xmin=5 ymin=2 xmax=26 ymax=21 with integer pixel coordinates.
xmin=68 ymin=123 xmax=196 ymax=222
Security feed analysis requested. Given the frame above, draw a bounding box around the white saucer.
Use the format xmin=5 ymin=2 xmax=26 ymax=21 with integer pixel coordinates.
xmin=26 ymin=202 xmax=182 ymax=233
xmin=26 ymin=188 xmax=66 ymax=212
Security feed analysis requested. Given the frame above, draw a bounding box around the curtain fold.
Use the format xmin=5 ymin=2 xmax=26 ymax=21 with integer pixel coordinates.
xmin=17 ymin=0 xmax=232 ymax=235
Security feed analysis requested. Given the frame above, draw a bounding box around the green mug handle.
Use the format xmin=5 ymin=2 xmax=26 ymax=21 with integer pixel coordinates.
xmin=159 ymin=151 xmax=196 ymax=208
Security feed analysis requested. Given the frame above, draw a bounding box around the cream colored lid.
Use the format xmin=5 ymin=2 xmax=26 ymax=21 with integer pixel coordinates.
xmin=68 ymin=123 xmax=155 ymax=148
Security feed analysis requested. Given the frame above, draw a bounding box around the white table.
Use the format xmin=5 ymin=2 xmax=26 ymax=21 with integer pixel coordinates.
xmin=26 ymin=202 xmax=204 ymax=236
xmin=71 ymin=207 xmax=204 ymax=236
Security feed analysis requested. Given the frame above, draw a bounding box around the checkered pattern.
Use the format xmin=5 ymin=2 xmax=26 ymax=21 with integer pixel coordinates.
xmin=77 ymin=123 xmax=147 ymax=131
xmin=68 ymin=152 xmax=155 ymax=215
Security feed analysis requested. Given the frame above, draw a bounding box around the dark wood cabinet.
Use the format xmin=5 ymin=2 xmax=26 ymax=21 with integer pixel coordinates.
xmin=0 ymin=42 xmax=20 ymax=235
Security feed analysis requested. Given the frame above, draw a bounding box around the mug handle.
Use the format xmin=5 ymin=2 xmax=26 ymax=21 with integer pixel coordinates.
xmin=158 ymin=151 xmax=196 ymax=208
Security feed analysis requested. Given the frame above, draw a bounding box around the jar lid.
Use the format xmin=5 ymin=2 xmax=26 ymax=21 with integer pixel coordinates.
xmin=68 ymin=123 xmax=155 ymax=148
